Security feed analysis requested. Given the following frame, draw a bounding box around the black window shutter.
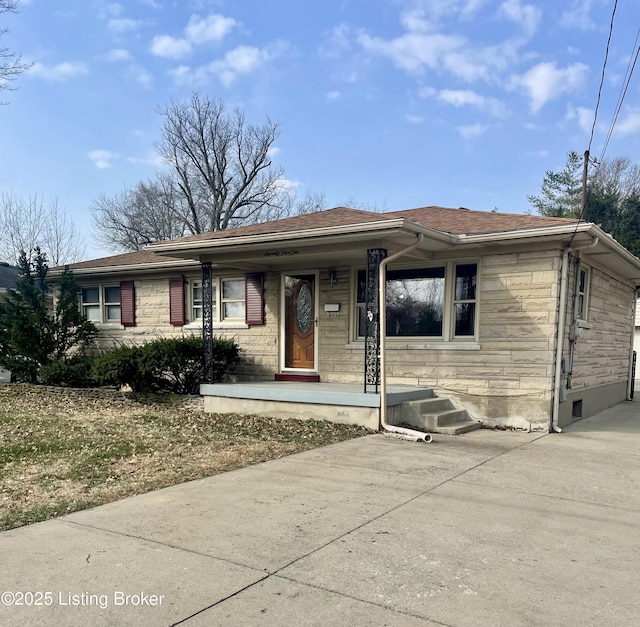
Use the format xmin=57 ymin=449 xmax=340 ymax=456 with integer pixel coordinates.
xmin=120 ymin=280 xmax=136 ymax=327
xmin=169 ymin=277 xmax=185 ymax=326
xmin=245 ymin=273 xmax=264 ymax=325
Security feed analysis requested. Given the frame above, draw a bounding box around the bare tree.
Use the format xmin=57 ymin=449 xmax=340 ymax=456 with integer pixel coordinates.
xmin=0 ymin=193 xmax=85 ymax=265
xmin=1 ymin=0 xmax=30 ymax=102
xmin=156 ymin=93 xmax=286 ymax=233
xmin=92 ymin=174 xmax=190 ymax=251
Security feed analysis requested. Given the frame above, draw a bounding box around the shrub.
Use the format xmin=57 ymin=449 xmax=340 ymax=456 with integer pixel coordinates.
xmin=92 ymin=345 xmax=148 ymax=392
xmin=91 ymin=337 xmax=240 ymax=394
xmin=39 ymin=355 xmax=100 ymax=388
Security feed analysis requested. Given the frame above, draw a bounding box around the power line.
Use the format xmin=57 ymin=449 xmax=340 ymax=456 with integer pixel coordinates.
xmin=598 ymin=30 xmax=640 ymax=163
xmin=587 ymin=0 xmax=618 ymax=154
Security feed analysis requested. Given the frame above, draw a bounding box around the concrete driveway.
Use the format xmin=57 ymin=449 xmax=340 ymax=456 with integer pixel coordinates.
xmin=1 ymin=401 xmax=639 ymax=626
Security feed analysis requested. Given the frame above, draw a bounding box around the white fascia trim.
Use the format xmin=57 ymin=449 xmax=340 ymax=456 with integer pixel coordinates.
xmin=48 ymin=259 xmax=200 ymax=278
xmin=455 ymin=222 xmax=592 ymax=244
xmin=147 ymin=219 xmax=457 ymax=253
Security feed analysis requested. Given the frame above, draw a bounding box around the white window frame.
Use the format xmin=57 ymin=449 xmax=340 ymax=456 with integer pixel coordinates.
xmin=220 ymin=277 xmax=245 ymax=321
xmin=191 ymin=280 xmax=203 ymax=322
xmin=353 ymin=261 xmax=479 ymax=342
xmin=186 ymin=276 xmax=246 ymax=326
xmin=81 ymin=285 xmax=121 ymax=324
xmin=577 ymin=266 xmax=591 ymax=321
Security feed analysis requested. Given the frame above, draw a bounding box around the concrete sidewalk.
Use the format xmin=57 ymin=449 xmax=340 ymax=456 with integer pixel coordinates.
xmin=1 ymin=401 xmax=639 ymax=626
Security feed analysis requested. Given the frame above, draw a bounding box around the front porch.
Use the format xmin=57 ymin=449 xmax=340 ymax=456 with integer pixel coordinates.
xmin=200 ymin=382 xmax=435 ymax=430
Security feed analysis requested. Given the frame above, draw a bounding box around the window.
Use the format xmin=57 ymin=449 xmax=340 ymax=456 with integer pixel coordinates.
xmin=191 ymin=281 xmax=203 ymax=321
xmin=577 ymin=266 xmax=590 ymax=320
xmin=221 ymin=278 xmax=245 ymax=320
xmin=386 ymin=267 xmax=445 ymax=337
xmin=355 ymin=262 xmax=478 ymax=340
xmin=81 ymin=287 xmax=101 ymax=321
xmin=182 ymin=276 xmax=253 ymax=325
xmin=453 ymin=264 xmax=477 ymax=337
xmin=104 ymin=286 xmax=121 ymax=322
xmin=81 ymin=285 xmax=125 ymax=324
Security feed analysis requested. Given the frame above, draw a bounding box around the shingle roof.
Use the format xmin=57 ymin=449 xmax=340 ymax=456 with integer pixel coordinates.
xmin=52 ymin=206 xmax=581 ymax=272
xmin=151 ymin=205 xmax=578 ymax=247
xmin=49 ymin=250 xmax=185 ymax=272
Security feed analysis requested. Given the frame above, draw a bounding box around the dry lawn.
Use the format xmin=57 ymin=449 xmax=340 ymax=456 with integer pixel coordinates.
xmin=0 ymin=384 xmax=371 ymax=531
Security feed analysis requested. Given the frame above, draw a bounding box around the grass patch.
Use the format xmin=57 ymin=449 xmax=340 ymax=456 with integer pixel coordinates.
xmin=0 ymin=385 xmax=371 ymax=531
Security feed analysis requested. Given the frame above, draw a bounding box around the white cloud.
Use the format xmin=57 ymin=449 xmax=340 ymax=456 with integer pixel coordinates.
xmin=566 ymin=105 xmax=593 ymax=134
xmin=185 ymin=14 xmax=236 ymax=44
xmin=108 ymin=18 xmax=145 ymax=34
xmin=267 ymin=146 xmax=281 ymax=158
xmin=528 ymin=149 xmax=550 ymax=158
xmin=559 ymin=0 xmax=596 ymax=30
xmin=422 ymin=87 xmax=508 ymax=118
xmin=614 ymin=109 xmax=640 ymax=136
xmin=126 ymin=152 xmax=164 ymax=167
xmin=319 ymin=24 xmax=351 ymax=59
xmin=326 ymin=90 xmax=341 ymax=100
xmin=150 ymin=34 xmax=192 ymax=59
xmin=105 ymin=48 xmax=133 ymax=62
xmin=88 ymin=150 xmax=117 ymax=169
xmin=405 ymin=114 xmax=425 ymax=124
xmin=510 ymin=61 xmax=589 ymax=112
xmin=106 ymin=3 xmax=124 ymax=17
xmin=150 ymin=13 xmax=237 ymax=61
xmin=499 ymin=0 xmax=541 ymax=38
xmin=29 ymin=61 xmax=88 ymax=82
xmin=170 ymin=42 xmax=287 ymax=87
xmin=209 ymin=45 xmax=266 ymax=85
xmin=457 ymin=123 xmax=489 ymax=139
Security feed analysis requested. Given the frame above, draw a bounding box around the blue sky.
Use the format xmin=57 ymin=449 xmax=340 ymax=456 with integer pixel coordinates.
xmin=1 ymin=0 xmax=639 ymax=259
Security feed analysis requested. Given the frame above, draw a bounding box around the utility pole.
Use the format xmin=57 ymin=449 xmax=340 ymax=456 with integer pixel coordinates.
xmin=580 ymin=149 xmax=589 ymax=220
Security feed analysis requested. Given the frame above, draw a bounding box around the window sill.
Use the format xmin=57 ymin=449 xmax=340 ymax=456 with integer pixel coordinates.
xmin=183 ymin=321 xmax=249 ymax=331
xmin=345 ymin=341 xmax=481 ymax=351
xmin=577 ymin=319 xmax=591 ymax=329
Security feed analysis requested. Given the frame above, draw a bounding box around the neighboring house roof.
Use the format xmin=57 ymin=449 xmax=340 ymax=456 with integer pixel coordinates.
xmin=0 ymin=263 xmax=20 ymax=290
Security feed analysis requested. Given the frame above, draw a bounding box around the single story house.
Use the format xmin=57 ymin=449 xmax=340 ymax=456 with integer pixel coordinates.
xmin=0 ymin=262 xmax=21 ymax=382
xmin=51 ymin=206 xmax=640 ymax=433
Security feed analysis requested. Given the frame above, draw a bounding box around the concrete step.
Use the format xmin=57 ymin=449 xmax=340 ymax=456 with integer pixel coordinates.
xmin=414 ymin=397 xmax=455 ymax=413
xmin=395 ymin=396 xmax=482 ymax=435
xmin=432 ymin=420 xmax=482 ymax=435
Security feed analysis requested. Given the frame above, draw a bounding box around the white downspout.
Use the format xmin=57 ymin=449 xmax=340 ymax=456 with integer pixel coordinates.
xmin=551 ymin=247 xmax=570 ymax=433
xmin=627 ymin=288 xmax=639 ymax=401
xmin=379 ymin=233 xmax=433 ymax=443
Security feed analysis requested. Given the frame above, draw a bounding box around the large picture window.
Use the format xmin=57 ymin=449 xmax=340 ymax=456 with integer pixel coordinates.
xmin=355 ymin=262 xmax=478 ymax=340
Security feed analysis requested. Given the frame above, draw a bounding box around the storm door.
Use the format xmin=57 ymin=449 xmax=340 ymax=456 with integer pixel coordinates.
xmin=283 ymin=274 xmax=317 ymax=370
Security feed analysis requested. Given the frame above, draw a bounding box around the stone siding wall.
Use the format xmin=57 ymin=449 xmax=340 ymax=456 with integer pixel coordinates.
xmin=567 ymin=257 xmax=634 ymax=393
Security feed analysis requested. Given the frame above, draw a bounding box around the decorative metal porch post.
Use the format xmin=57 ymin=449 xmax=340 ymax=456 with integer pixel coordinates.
xmin=202 ymin=261 xmax=214 ymax=383
xmin=364 ymin=248 xmax=387 ymax=393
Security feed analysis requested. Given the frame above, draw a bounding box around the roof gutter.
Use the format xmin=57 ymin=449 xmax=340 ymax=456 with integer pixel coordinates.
xmin=379 ymin=233 xmax=432 ymax=443
xmin=47 ymin=259 xmax=200 ymax=278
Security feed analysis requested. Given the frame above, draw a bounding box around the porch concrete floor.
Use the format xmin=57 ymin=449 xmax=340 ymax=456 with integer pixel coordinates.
xmin=200 ymin=382 xmax=434 ymax=408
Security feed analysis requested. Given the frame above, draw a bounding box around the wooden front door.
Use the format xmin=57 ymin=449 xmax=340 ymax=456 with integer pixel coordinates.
xmin=284 ymin=274 xmax=316 ymax=369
